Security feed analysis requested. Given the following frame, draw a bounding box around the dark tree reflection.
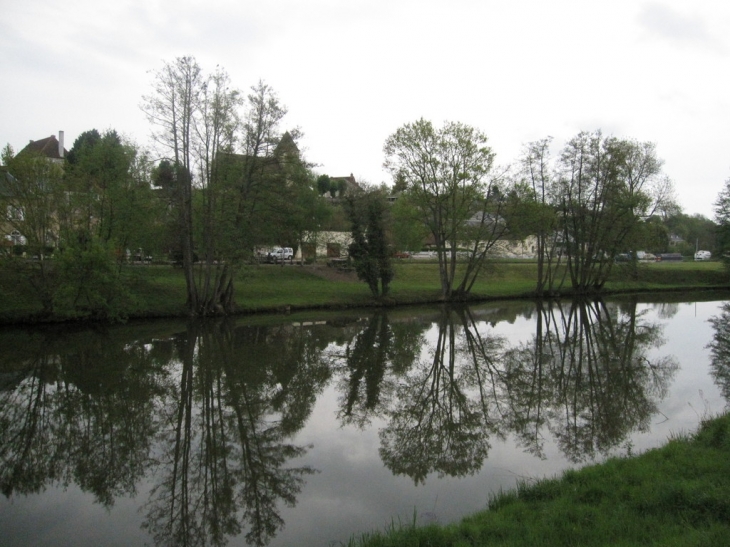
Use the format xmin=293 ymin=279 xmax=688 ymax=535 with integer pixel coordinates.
xmin=0 ymin=319 xmax=332 ymax=547
xmin=0 ymin=299 xmax=687 ymax=542
xmin=336 ymin=312 xmax=427 ymax=427
xmin=502 ymin=298 xmax=678 ymax=462
xmin=0 ymin=328 xmax=161 ymax=504
xmin=378 ymin=307 xmax=504 ymax=484
xmin=708 ymin=303 xmax=730 ymax=403
xmin=370 ymin=298 xmax=678 ymax=481
xmin=142 ymin=319 xmax=327 ymax=547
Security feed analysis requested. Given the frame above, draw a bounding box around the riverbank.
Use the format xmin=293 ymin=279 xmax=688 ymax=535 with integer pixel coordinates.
xmin=0 ymin=259 xmax=728 ymax=324
xmin=345 ymin=413 xmax=730 ymax=547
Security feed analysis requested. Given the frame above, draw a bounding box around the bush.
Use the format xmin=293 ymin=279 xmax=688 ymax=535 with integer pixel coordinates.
xmin=54 ymin=237 xmax=138 ymax=320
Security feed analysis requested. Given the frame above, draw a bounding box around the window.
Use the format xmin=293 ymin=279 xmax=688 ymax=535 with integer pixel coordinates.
xmin=7 ymin=205 xmax=24 ymax=221
xmin=9 ymin=230 xmax=26 ymax=245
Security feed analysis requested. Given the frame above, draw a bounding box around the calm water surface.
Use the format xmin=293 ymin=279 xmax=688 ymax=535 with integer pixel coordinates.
xmin=1 ymin=293 xmax=729 ymax=546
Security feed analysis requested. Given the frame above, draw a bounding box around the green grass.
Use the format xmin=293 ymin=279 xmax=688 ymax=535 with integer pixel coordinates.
xmin=342 ymin=413 xmax=730 ymax=547
xmin=0 ymin=259 xmax=727 ymax=323
xmin=607 ymin=260 xmax=728 ymax=290
xmin=234 ymin=264 xmax=374 ymax=310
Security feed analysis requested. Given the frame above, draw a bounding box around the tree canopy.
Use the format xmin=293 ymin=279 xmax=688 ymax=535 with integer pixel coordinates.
xmin=384 ymin=119 xmax=507 ymax=299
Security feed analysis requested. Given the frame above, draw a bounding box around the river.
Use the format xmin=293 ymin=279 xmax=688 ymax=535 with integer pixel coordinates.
xmin=1 ymin=292 xmax=729 ymax=546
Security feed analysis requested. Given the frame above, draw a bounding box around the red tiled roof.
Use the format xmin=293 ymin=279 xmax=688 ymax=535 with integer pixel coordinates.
xmin=21 ymin=135 xmax=66 ymax=160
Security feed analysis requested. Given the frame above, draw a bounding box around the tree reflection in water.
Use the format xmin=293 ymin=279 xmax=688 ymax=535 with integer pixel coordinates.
xmin=336 ymin=311 xmax=425 ymax=427
xmin=0 ymin=298 xmax=686 ymax=545
xmin=708 ymin=303 xmax=730 ymax=403
xmin=378 ymin=306 xmax=504 ymax=484
xmin=142 ymin=319 xmax=327 ymax=547
xmin=0 ymin=328 xmax=161 ymax=505
xmin=502 ymin=298 xmax=678 ymax=462
xmin=0 ymin=320 xmax=330 ymax=547
xmin=374 ymin=298 xmax=678 ymax=483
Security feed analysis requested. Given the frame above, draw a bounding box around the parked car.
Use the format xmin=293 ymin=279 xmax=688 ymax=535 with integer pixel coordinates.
xmin=694 ymin=250 xmax=712 ymax=261
xmin=268 ymin=247 xmax=294 ymax=263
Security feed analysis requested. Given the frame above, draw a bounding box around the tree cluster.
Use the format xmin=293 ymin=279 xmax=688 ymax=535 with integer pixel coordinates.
xmin=382 ymin=121 xmax=719 ymax=299
xmin=3 ymin=70 xmax=727 ymax=317
xmin=0 ymin=56 xmax=341 ymax=318
xmin=1 ymin=130 xmax=155 ymax=318
xmin=509 ymin=131 xmax=680 ymax=295
xmin=141 ymin=57 xmax=330 ymax=315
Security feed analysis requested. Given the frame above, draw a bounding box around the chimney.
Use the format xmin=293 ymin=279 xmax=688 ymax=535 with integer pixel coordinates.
xmin=58 ymin=130 xmax=64 ymax=158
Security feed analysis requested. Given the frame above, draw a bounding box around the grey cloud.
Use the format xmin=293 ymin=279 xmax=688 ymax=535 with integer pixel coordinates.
xmin=638 ymin=3 xmax=718 ymax=49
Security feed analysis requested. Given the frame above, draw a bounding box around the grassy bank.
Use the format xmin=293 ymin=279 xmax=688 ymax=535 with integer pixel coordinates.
xmin=344 ymin=413 xmax=730 ymax=547
xmin=0 ymin=259 xmax=728 ymax=323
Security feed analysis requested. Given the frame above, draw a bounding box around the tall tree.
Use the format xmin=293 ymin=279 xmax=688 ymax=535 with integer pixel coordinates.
xmin=555 ymin=131 xmax=646 ymax=292
xmin=230 ymin=81 xmax=290 ymax=250
xmin=345 ymin=189 xmax=394 ymax=297
xmin=715 ymin=176 xmax=730 ymax=271
xmin=142 ymin=56 xmax=203 ymax=313
xmin=663 ymin=212 xmax=716 ymax=255
xmin=144 ymin=61 xmax=309 ymax=315
xmin=383 ymin=119 xmax=507 ymax=300
xmin=612 ymin=138 xmax=667 ymax=278
xmin=143 ymin=58 xmax=265 ymax=315
xmin=513 ymin=137 xmax=563 ymax=296
xmin=192 ymin=66 xmax=243 ymax=313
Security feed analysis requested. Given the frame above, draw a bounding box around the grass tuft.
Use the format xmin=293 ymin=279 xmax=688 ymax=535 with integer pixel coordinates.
xmin=345 ymin=413 xmax=730 ymax=547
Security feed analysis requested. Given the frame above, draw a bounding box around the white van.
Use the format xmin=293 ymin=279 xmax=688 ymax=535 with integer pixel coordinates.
xmin=268 ymin=247 xmax=294 ymax=262
xmin=694 ymin=250 xmax=712 ymax=261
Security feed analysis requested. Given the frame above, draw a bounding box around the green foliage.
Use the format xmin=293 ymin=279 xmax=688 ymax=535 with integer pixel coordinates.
xmin=53 ymin=234 xmax=138 ymax=320
xmin=557 ymin=131 xmax=644 ymax=290
xmin=316 ymin=174 xmax=331 ymax=195
xmin=346 ymin=191 xmax=394 ymax=297
xmin=384 ymin=119 xmax=504 ymax=299
xmin=142 ymin=59 xmax=320 ymax=315
xmin=714 ymin=177 xmax=730 ymax=269
xmin=664 ymin=212 xmax=717 ymax=257
xmin=390 ymin=194 xmax=429 ymax=252
xmin=1 ymin=147 xmax=65 ymax=312
xmin=636 ymin=216 xmax=671 ymax=254
xmin=514 ymin=133 xmax=675 ymax=293
xmin=65 ymin=129 xmax=158 ymax=255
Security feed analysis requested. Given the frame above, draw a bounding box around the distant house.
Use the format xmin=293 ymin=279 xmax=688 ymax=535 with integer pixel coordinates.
xmin=1 ymin=131 xmax=67 ymax=249
xmin=1 ymin=167 xmax=26 ymax=248
xmin=328 ymin=174 xmax=362 ymax=198
xmin=300 ymin=231 xmax=353 ymax=260
xmin=20 ymin=132 xmax=68 ymax=163
xmin=668 ymin=233 xmax=684 ymax=247
xmin=217 ymin=131 xmax=302 ymax=184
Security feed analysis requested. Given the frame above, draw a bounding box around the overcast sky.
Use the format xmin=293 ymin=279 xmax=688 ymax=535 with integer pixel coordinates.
xmin=1 ymin=0 xmax=728 ymax=218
